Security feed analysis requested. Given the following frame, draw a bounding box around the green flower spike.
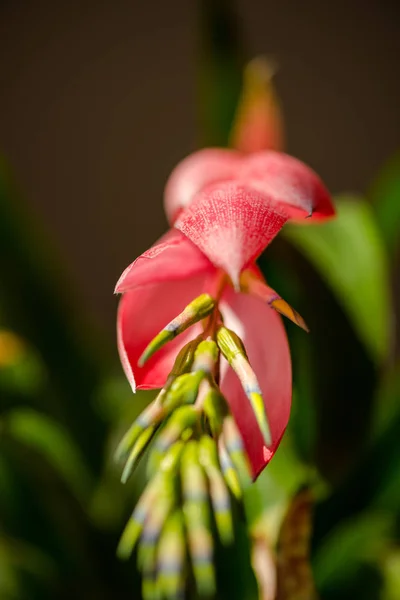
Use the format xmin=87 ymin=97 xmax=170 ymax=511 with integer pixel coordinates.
xmin=216 ymin=326 xmax=272 ymax=447
xmin=181 ymin=440 xmax=216 ymax=597
xmin=138 ymin=294 xmax=215 ymax=367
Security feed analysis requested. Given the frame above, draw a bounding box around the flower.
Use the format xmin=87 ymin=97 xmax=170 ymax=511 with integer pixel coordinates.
xmin=115 ymin=148 xmax=334 ymax=478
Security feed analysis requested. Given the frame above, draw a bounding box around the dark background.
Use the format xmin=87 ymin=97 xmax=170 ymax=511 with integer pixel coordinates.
xmin=1 ymin=0 xmax=399 ymax=332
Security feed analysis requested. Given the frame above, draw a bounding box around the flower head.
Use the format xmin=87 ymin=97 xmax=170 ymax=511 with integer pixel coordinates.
xmin=116 ymin=147 xmax=334 ymax=477
xmin=114 ymin=57 xmax=336 ymax=599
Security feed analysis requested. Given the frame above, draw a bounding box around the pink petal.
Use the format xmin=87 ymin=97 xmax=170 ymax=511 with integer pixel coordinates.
xmin=239 ymin=150 xmax=335 ymax=221
xmin=163 ymin=148 xmax=242 ymax=224
xmin=115 ymin=229 xmax=212 ymax=293
xmin=174 ymin=182 xmax=288 ymax=286
xmin=230 ymin=58 xmax=284 ymax=153
xmin=117 ymin=275 xmax=207 ymax=391
xmin=219 ymin=287 xmax=292 ymax=478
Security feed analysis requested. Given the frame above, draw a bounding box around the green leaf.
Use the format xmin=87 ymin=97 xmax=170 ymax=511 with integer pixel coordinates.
xmin=313 ymin=512 xmax=393 ymax=592
xmin=382 ymin=548 xmax=400 ymax=600
xmin=369 ymin=153 xmax=400 ymax=256
xmin=0 ymin=157 xmax=107 ymax=472
xmin=284 ymin=195 xmax=391 ymax=364
xmin=5 ymin=408 xmax=93 ymax=504
xmin=245 ymin=431 xmax=315 ymax=528
xmin=371 ymin=362 xmax=400 ymax=440
xmin=198 ymin=0 xmax=244 ymax=146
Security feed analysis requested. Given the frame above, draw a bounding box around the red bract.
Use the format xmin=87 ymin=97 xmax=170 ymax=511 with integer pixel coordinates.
xmin=116 ymin=149 xmax=335 ymax=477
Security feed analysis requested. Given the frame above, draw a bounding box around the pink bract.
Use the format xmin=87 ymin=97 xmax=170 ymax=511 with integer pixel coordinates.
xmin=164 ymin=148 xmax=334 ymax=225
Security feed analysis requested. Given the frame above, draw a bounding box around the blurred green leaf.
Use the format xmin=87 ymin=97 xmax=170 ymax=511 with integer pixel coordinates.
xmin=0 ymin=157 xmax=107 ymax=472
xmin=198 ymin=0 xmax=244 ymax=146
xmin=313 ymin=511 xmax=393 ymax=593
xmin=0 ymin=332 xmax=46 ymax=396
xmin=382 ymin=547 xmax=400 ymax=600
xmin=284 ymin=196 xmax=391 ymax=364
xmin=372 ymin=363 xmax=400 ymax=440
xmin=313 ymin=400 xmax=400 ymax=546
xmin=0 ymin=536 xmax=56 ymax=583
xmin=369 ymin=153 xmax=400 ymax=256
xmin=244 ymin=431 xmax=315 ymax=530
xmin=4 ymin=409 xmax=93 ymax=504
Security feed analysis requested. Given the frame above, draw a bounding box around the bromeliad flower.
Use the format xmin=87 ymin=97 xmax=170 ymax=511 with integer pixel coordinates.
xmin=116 ymin=148 xmax=334 ymax=478
xmin=114 ymin=57 xmax=336 ymax=598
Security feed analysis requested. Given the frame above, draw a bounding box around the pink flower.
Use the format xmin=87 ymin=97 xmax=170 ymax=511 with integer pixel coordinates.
xmin=116 ymin=148 xmax=334 ymax=478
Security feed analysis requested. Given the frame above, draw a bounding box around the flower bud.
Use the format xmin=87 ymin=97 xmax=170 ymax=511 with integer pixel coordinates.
xmin=240 ymin=269 xmax=309 ymax=331
xmin=223 ymin=416 xmax=252 ymax=489
xmin=115 ymin=401 xmax=161 ymax=464
xmin=181 ymin=440 xmax=215 ymax=597
xmin=154 ymin=405 xmax=198 ymax=453
xmin=203 ymin=386 xmax=227 ymax=437
xmin=199 ymin=435 xmax=233 ymax=546
xmin=168 ymin=336 xmax=201 ymax=378
xmin=191 ymin=339 xmax=219 ymax=375
xmin=218 ymin=438 xmax=243 ymax=502
xmin=117 ymin=441 xmax=184 ymax=560
xmin=217 ymin=326 xmax=272 ymax=447
xmin=121 ymin=425 xmax=156 ymax=483
xmin=139 ymin=294 xmax=215 ymax=366
xmin=163 ymin=371 xmax=204 ymax=413
xmin=156 ymin=511 xmax=186 ymax=600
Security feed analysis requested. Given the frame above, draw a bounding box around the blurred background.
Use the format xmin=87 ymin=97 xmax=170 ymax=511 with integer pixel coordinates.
xmin=0 ymin=1 xmax=400 ymax=599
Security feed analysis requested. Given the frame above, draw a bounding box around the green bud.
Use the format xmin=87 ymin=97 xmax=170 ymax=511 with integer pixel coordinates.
xmin=121 ymin=425 xmax=156 ymax=484
xmin=223 ymin=417 xmax=252 ymax=489
xmin=139 ymin=294 xmax=215 ymax=366
xmin=199 ymin=436 xmax=234 ymax=546
xmin=203 ymin=387 xmax=227 ymax=437
xmin=247 ymin=390 xmax=271 ymax=447
xmin=218 ymin=439 xmax=243 ymax=502
xmin=163 ymin=371 xmax=204 ymax=413
xmin=217 ymin=326 xmax=272 ymax=447
xmin=216 ymin=326 xmax=247 ymax=363
xmin=159 ymin=439 xmax=185 ymax=473
xmin=192 ymin=339 xmax=219 ymax=374
xmin=155 ymin=405 xmax=198 ymax=453
xmin=169 ymin=336 xmax=201 ymax=378
xmin=117 ymin=441 xmax=184 ymax=560
xmin=142 ymin=572 xmax=159 ymax=600
xmin=117 ymin=475 xmax=160 ymax=560
xmin=115 ymin=400 xmax=161 ymax=463
xmin=138 ymin=478 xmax=176 ymax=570
xmin=181 ymin=441 xmax=215 ymax=597
xmin=156 ymin=511 xmax=186 ymax=600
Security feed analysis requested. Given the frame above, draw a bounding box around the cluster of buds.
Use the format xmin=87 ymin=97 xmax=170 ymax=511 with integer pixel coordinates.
xmin=116 ymin=292 xmax=269 ymax=599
